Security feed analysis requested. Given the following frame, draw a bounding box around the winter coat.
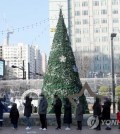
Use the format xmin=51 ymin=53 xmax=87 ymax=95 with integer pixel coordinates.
xmin=38 ymin=97 xmax=48 ymax=114
xmin=93 ymin=100 xmax=101 ymax=117
xmin=9 ymin=107 xmax=19 ymax=124
xmin=117 ymin=112 xmax=120 ymax=123
xmin=0 ymin=101 xmax=7 ymax=120
xmin=118 ymin=98 xmax=120 ymax=111
xmin=63 ymin=102 xmax=72 ymax=124
xmin=102 ymin=100 xmax=111 ymax=120
xmin=24 ymin=97 xmax=32 ymax=117
xmin=75 ymin=103 xmax=83 ymax=121
xmin=53 ymin=97 xmax=62 ymax=115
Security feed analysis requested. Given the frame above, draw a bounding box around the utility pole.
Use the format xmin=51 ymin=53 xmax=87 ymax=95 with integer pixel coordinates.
xmin=23 ymin=60 xmax=25 ymax=80
xmin=28 ymin=62 xmax=30 ymax=79
xmin=111 ymin=33 xmax=117 ymax=113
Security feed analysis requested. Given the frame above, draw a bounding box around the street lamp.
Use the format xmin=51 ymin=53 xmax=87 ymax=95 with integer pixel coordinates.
xmin=111 ymin=33 xmax=117 ymax=113
xmin=12 ymin=61 xmax=43 ymax=80
xmin=12 ymin=60 xmax=25 ymax=79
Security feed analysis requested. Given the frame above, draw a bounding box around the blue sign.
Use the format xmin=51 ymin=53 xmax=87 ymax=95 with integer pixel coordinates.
xmin=0 ymin=60 xmax=5 ymax=77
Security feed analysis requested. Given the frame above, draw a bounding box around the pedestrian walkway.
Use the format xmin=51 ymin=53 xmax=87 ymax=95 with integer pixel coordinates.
xmin=0 ymin=126 xmax=120 ymax=134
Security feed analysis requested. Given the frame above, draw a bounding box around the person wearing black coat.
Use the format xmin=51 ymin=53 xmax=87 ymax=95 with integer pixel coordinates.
xmin=102 ymin=98 xmax=111 ymax=130
xmin=52 ymin=94 xmax=62 ymax=130
xmin=93 ymin=97 xmax=102 ymax=130
xmin=9 ymin=103 xmax=19 ymax=129
xmin=23 ymin=95 xmax=32 ymax=130
xmin=0 ymin=98 xmax=7 ymax=128
xmin=63 ymin=98 xmax=72 ymax=130
xmin=75 ymin=99 xmax=83 ymax=130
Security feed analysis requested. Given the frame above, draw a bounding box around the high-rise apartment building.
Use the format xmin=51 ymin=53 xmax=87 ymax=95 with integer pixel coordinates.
xmin=49 ymin=0 xmax=120 ymax=77
xmin=40 ymin=53 xmax=47 ymax=75
xmin=2 ymin=43 xmax=42 ymax=79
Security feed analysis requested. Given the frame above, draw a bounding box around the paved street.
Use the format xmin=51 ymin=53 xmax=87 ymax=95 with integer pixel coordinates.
xmin=0 ymin=126 xmax=120 ymax=134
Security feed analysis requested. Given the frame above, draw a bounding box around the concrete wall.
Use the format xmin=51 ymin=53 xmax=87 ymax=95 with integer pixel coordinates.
xmin=3 ymin=113 xmax=117 ymax=127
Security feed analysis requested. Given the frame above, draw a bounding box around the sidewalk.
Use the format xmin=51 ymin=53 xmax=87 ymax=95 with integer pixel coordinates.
xmin=0 ymin=126 xmax=120 ymax=134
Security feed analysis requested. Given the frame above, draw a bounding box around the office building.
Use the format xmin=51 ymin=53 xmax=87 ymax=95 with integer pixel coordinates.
xmin=49 ymin=0 xmax=120 ymax=77
xmin=2 ymin=43 xmax=42 ymax=79
xmin=40 ymin=53 xmax=47 ymax=75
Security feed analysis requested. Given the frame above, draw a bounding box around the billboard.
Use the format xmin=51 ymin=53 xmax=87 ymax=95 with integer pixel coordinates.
xmin=0 ymin=59 xmax=5 ymax=77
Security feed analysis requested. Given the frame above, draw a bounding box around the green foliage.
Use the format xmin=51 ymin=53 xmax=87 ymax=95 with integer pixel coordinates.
xmin=42 ymin=9 xmax=88 ymax=113
xmin=115 ymin=86 xmax=120 ymax=96
xmin=99 ymin=86 xmax=109 ymax=96
xmin=99 ymin=86 xmax=109 ymax=92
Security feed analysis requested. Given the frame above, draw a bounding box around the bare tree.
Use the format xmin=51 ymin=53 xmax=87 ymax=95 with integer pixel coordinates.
xmin=76 ymin=55 xmax=91 ymax=78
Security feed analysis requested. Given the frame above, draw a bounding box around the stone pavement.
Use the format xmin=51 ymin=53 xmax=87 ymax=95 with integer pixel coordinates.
xmin=0 ymin=126 xmax=120 ymax=134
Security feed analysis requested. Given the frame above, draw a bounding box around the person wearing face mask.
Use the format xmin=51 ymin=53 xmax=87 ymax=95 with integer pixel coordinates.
xmin=52 ymin=94 xmax=62 ymax=130
xmin=38 ymin=93 xmax=48 ymax=131
xmin=23 ymin=95 xmax=32 ymax=130
xmin=75 ymin=99 xmax=83 ymax=130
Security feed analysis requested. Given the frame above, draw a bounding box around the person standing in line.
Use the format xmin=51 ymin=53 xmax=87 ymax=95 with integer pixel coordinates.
xmin=102 ymin=97 xmax=111 ymax=130
xmin=53 ymin=94 xmax=62 ymax=130
xmin=23 ymin=95 xmax=32 ymax=130
xmin=117 ymin=98 xmax=120 ymax=129
xmin=0 ymin=98 xmax=7 ymax=129
xmin=63 ymin=97 xmax=72 ymax=130
xmin=38 ymin=93 xmax=48 ymax=131
xmin=93 ymin=97 xmax=102 ymax=130
xmin=9 ymin=103 xmax=19 ymax=130
xmin=75 ymin=99 xmax=83 ymax=130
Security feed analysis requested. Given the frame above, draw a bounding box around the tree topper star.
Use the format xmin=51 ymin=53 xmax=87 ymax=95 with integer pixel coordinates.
xmin=59 ymin=55 xmax=66 ymax=62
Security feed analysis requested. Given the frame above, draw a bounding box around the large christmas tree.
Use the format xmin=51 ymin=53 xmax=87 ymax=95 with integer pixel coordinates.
xmin=42 ymin=9 xmax=88 ymax=113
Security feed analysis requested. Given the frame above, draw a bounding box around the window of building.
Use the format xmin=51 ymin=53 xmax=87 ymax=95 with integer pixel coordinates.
xmin=101 ymin=9 xmax=107 ymax=14
xmin=113 ymin=18 xmax=119 ymax=23
xmin=75 ymin=38 xmax=81 ymax=43
xmin=101 ymin=27 xmax=108 ymax=33
xmin=83 ymin=37 xmax=90 ymax=43
xmin=75 ymin=28 xmax=81 ymax=34
xmin=93 ymin=10 xmax=99 ymax=15
xmin=103 ymin=55 xmax=108 ymax=61
xmin=112 ymin=9 xmax=118 ymax=14
xmin=75 ymin=11 xmax=80 ymax=16
xmin=94 ymin=37 xmax=100 ymax=42
xmin=103 ymin=64 xmax=108 ymax=70
xmin=101 ymin=19 xmax=107 ymax=23
xmin=93 ymin=1 xmax=99 ymax=6
xmin=112 ymin=0 xmax=119 ymax=5
xmin=75 ymin=2 xmax=80 ymax=7
xmin=102 ymin=36 xmax=108 ymax=42
xmin=113 ymin=27 xmax=119 ymax=32
xmin=94 ymin=28 xmax=100 ymax=33
xmin=102 ymin=45 xmax=109 ymax=51
xmin=101 ymin=0 xmax=107 ymax=6
xmin=83 ymin=28 xmax=89 ymax=33
xmin=83 ymin=46 xmax=89 ymax=51
xmin=114 ymin=36 xmax=120 ymax=41
xmin=95 ymin=64 xmax=100 ymax=70
xmin=75 ymin=20 xmax=81 ymax=25
xmin=114 ymin=45 xmax=120 ymax=50
xmin=83 ymin=19 xmax=89 ymax=24
xmin=82 ymin=10 xmax=88 ymax=15
xmin=82 ymin=1 xmax=88 ymax=6
xmin=94 ymin=46 xmax=100 ymax=52
xmin=95 ymin=55 xmax=101 ymax=61
xmin=94 ymin=19 xmax=100 ymax=24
